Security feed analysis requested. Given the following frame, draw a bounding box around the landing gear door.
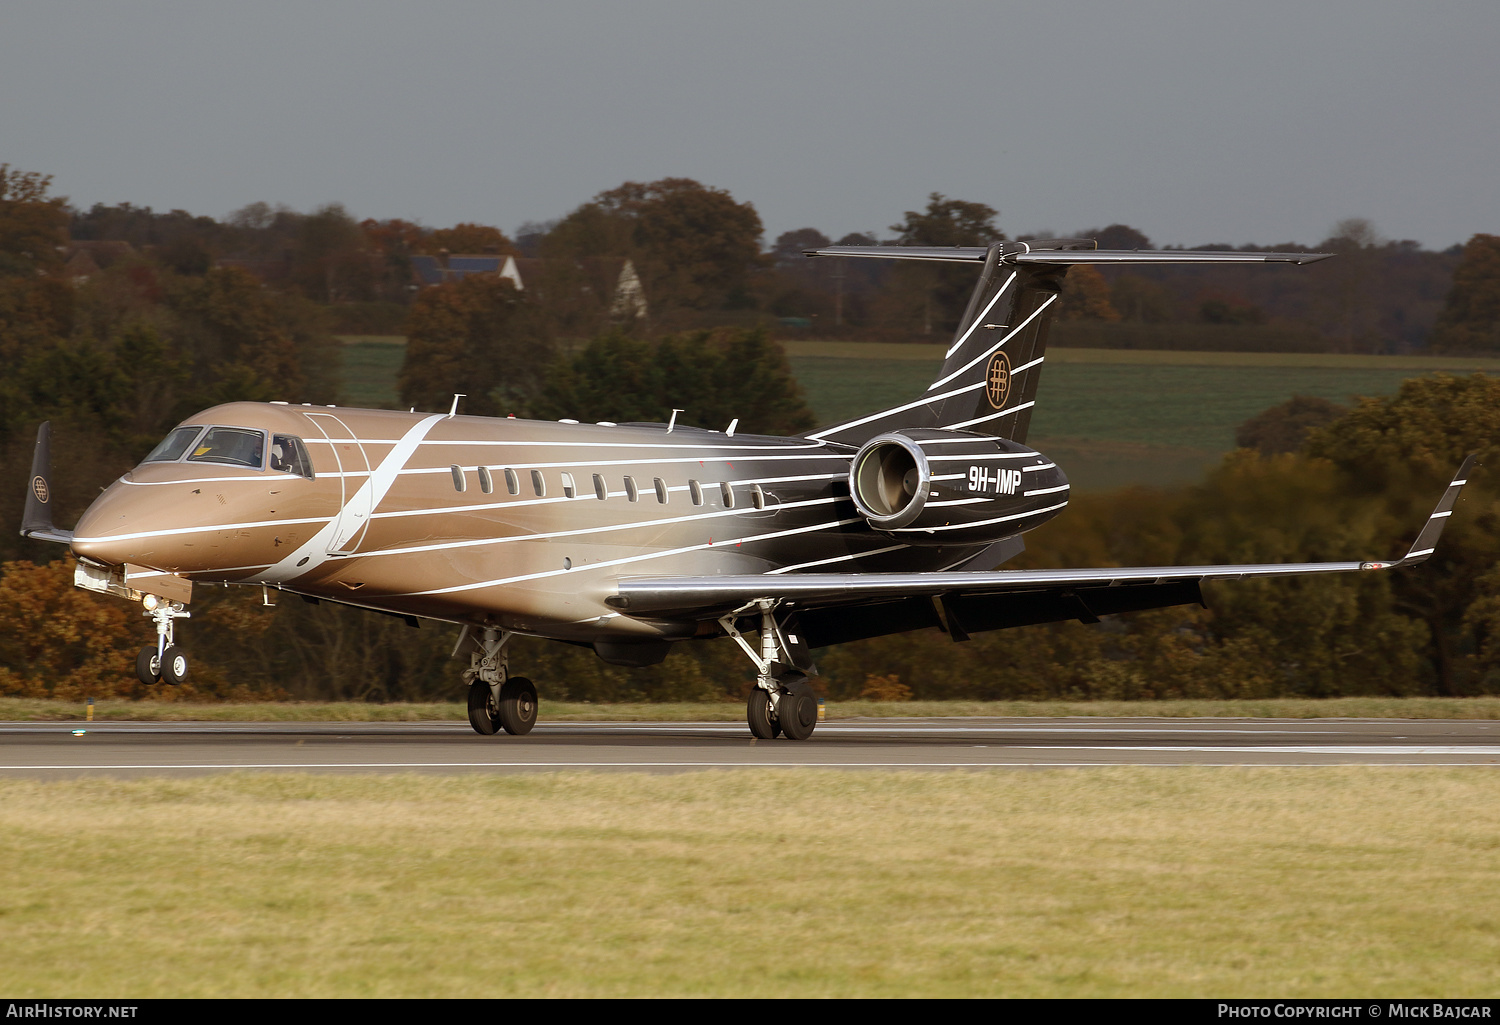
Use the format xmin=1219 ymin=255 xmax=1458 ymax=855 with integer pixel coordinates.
xmin=303 ymin=412 xmax=373 ymax=555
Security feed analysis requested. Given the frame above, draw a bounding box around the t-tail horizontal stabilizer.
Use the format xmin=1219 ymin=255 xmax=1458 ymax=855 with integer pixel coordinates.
xmin=608 ymin=456 xmax=1476 ymax=618
xmin=804 ymin=243 xmax=1335 ymax=266
xmin=20 ymin=421 xmax=74 ymax=545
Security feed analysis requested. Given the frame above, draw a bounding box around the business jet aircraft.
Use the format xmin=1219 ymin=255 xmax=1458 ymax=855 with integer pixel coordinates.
xmin=21 ymin=239 xmax=1473 ymax=740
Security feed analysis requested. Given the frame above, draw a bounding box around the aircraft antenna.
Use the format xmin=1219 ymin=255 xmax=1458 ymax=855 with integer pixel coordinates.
xmin=667 ymin=408 xmax=684 ymax=433
xmin=448 ymin=394 xmax=466 ymax=418
xmin=726 ymin=418 xmax=738 ymax=437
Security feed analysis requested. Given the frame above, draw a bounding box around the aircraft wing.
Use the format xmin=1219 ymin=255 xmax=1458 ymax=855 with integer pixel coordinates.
xmin=607 ymin=456 xmax=1474 ymax=619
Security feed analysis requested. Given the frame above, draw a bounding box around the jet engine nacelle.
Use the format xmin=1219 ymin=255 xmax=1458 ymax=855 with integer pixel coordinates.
xmin=848 ymin=429 xmax=1069 ymax=546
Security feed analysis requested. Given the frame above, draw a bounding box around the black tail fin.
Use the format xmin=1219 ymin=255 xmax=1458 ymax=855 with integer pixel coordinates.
xmin=21 ymin=421 xmax=73 ymax=545
xmin=805 ymin=240 xmax=1087 ymax=445
xmin=802 ymin=241 xmax=1332 ymax=447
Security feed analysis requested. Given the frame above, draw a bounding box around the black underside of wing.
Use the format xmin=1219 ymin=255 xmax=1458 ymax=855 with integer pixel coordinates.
xmin=790 ymin=579 xmax=1205 ymax=648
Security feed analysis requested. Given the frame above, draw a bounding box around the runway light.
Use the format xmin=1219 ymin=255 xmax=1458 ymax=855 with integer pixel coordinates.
xmin=71 ymin=729 xmax=86 ymax=736
xmin=142 ymin=594 xmax=159 ymax=611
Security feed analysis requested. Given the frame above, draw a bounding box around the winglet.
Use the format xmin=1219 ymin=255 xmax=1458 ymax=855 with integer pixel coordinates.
xmin=1361 ymin=454 xmax=1477 ymax=570
xmin=20 ymin=421 xmax=74 ymax=545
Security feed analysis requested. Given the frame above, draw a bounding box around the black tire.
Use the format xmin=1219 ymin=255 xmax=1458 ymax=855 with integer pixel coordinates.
xmin=496 ymin=676 xmax=538 ymax=736
xmin=135 ymin=646 xmax=161 ymax=686
xmin=779 ymin=675 xmax=818 ymax=741
xmin=467 ymin=680 xmax=500 ymax=735
xmin=160 ymin=645 xmax=188 ymax=686
xmin=747 ymin=688 xmax=781 ymax=739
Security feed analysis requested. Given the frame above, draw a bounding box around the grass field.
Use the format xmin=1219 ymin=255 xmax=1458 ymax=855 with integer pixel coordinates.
xmin=3 ymin=769 xmax=1497 ymax=997
xmin=7 ymin=696 xmax=1500 ymax=722
xmin=782 ymin=343 xmax=1500 ymax=490
xmin=339 ymin=335 xmax=408 ymax=409
xmin=341 ymin=336 xmax=1500 ymax=490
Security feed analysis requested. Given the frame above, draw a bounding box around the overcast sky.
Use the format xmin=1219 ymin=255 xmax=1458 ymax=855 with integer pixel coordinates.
xmin=4 ymin=1 xmax=1497 ymax=250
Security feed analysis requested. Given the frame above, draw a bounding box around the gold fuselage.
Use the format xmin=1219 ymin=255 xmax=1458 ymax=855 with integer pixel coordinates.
xmin=70 ymin=402 xmax=975 ymax=642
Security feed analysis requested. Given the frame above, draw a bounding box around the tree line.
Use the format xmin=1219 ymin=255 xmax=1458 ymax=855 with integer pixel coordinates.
xmin=43 ymin=166 xmax=1500 ymax=355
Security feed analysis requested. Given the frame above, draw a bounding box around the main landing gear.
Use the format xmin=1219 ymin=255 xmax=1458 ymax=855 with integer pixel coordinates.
xmin=458 ymin=627 xmax=537 ymax=736
xmin=134 ymin=595 xmax=191 ymax=686
xmin=720 ymin=600 xmax=819 ymax=741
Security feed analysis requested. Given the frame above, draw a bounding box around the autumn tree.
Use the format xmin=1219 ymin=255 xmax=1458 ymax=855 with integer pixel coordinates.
xmin=544 ymin=178 xmax=764 ymax=312
xmin=167 ymin=265 xmax=338 ymax=407
xmin=1304 ymin=374 xmax=1500 ymax=695
xmin=528 ymin=327 xmax=815 ymax=436
xmin=0 ymin=559 xmax=142 ymax=699
xmin=399 ymin=275 xmax=552 ymax=416
xmin=1234 ymin=395 xmax=1347 ymax=455
xmin=426 ymin=222 xmax=514 ymax=255
xmin=1428 ymin=234 xmax=1500 ymax=354
xmin=294 ymin=203 xmax=370 ymax=302
xmin=1109 ymin=273 xmax=1176 ymax=323
xmin=886 ymin=193 xmax=1004 ymax=335
xmin=771 ymin=228 xmax=830 ymax=270
xmin=1055 ymin=265 xmax=1121 ymax=321
xmin=0 ymin=165 xmax=69 ymax=277
xmin=1085 ymin=224 xmax=1152 ymax=251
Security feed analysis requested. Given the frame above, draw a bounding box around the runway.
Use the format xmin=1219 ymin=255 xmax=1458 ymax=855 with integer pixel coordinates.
xmin=2 ymin=717 xmax=1498 ymax=776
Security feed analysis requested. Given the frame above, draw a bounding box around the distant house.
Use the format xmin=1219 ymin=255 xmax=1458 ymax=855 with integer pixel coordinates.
xmin=409 ymin=251 xmax=523 ymax=288
xmin=411 ymin=252 xmax=647 ymax=322
xmin=60 ymin=240 xmax=135 ymax=283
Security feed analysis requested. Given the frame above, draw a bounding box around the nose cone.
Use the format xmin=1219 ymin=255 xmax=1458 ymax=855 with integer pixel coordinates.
xmin=70 ymin=483 xmax=153 ymax=566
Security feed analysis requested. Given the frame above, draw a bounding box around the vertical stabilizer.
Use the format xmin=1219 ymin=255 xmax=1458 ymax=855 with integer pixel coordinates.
xmin=801 ymin=240 xmax=1329 ymax=448
xmin=807 ymin=240 xmax=1086 ymax=446
xmin=21 ymin=421 xmax=73 ymax=544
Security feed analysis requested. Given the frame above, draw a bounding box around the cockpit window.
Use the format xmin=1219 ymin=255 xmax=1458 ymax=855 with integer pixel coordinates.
xmin=143 ymin=426 xmax=205 ymax=463
xmin=270 ymin=435 xmax=314 ymax=479
xmin=187 ymin=427 xmax=266 ymax=468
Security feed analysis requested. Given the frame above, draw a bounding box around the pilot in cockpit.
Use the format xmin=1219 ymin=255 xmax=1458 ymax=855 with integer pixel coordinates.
xmin=270 ymin=438 xmax=293 ymax=473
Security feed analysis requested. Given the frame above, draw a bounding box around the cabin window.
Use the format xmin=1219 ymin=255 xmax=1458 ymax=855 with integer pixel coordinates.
xmin=270 ymin=435 xmax=314 ymax=479
xmin=654 ymin=477 xmax=668 ymax=504
xmin=751 ymin=484 xmax=766 ymax=510
xmin=624 ymin=476 xmax=639 ymax=502
xmin=450 ymin=465 xmax=466 ymax=492
xmin=144 ymin=426 xmax=204 ymax=463
xmin=689 ymin=479 xmax=704 ymax=506
xmin=530 ymin=470 xmax=545 ymax=497
xmin=720 ymin=482 xmax=735 ymax=508
xmin=477 ymin=466 xmax=494 ymax=494
xmin=504 ymin=468 xmax=520 ymax=495
xmin=593 ymin=473 xmax=607 ymax=500
xmin=187 ymin=427 xmax=266 ymax=469
xmin=561 ymin=472 xmax=577 ymax=498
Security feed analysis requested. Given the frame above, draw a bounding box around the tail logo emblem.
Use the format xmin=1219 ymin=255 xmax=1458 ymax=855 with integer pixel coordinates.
xmin=985 ymin=351 xmax=1012 ymax=409
xmin=32 ymin=476 xmax=49 ymax=504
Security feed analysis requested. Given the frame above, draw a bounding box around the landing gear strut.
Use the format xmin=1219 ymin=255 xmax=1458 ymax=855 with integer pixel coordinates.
xmin=720 ymin=600 xmax=818 ymax=741
xmin=135 ymin=595 xmax=190 ymax=686
xmin=458 ymin=626 xmax=537 ymax=736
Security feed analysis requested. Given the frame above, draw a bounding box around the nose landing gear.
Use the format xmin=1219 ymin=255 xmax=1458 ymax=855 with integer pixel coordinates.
xmin=135 ymin=596 xmax=191 ymax=686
